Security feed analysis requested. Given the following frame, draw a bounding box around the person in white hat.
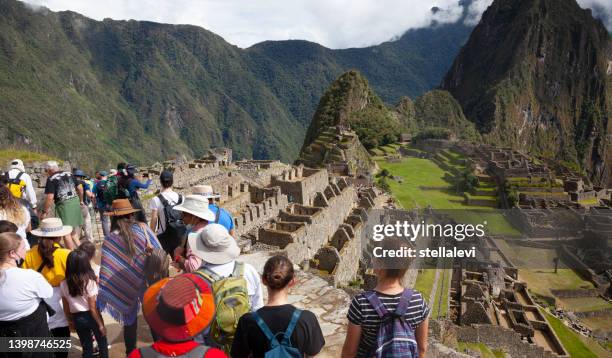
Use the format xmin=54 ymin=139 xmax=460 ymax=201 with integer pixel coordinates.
xmin=5 ymin=159 xmax=37 ymax=209
xmin=190 ymin=223 xmax=263 ymax=311
xmin=171 ymin=195 xmax=215 ymax=273
xmin=23 ymin=217 xmax=73 ymax=353
xmin=192 ymin=185 xmax=235 ymax=237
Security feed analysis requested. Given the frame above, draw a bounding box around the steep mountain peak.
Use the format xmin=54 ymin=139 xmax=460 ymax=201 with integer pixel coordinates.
xmin=442 ymin=0 xmax=612 ymax=185
xmin=301 ymin=70 xmax=402 ymax=151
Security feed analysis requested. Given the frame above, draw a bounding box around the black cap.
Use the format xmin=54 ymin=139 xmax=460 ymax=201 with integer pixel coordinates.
xmin=160 ymin=170 xmax=173 ymax=181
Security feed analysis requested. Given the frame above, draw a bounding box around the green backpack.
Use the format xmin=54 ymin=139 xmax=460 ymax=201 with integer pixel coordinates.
xmin=103 ymin=175 xmax=129 ymax=206
xmin=195 ymin=262 xmax=250 ymax=353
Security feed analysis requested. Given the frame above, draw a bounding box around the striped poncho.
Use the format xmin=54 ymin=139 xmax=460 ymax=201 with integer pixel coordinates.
xmin=97 ymin=223 xmax=162 ymax=325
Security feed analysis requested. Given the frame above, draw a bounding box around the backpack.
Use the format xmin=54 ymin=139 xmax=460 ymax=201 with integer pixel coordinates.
xmin=195 ymin=262 xmax=250 ymax=353
xmin=6 ymin=171 xmax=26 ymax=199
xmin=95 ymin=179 xmax=108 ymax=204
xmin=156 ymin=193 xmax=186 ymax=256
xmin=252 ymin=309 xmax=303 ymax=358
xmin=138 ymin=345 xmax=209 ymax=358
xmin=103 ymin=175 xmax=129 ymax=204
xmin=140 ymin=224 xmax=170 ymax=287
xmin=364 ymin=289 xmax=418 ymax=358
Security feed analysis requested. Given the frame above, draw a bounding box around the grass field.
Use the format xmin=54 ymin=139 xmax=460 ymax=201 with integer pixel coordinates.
xmin=0 ymin=149 xmax=60 ymax=164
xmin=557 ymin=297 xmax=612 ymax=313
xmin=376 ymin=153 xmax=520 ymax=236
xmin=580 ymin=316 xmax=612 ymax=332
xmin=457 ymin=342 xmax=506 ymax=358
xmin=431 ymin=259 xmax=452 ymax=319
xmin=540 ymin=309 xmax=605 ymax=358
xmin=414 ymin=269 xmax=436 ymax=299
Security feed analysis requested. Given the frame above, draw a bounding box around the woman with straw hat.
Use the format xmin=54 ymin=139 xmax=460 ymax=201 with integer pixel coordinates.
xmin=128 ymin=273 xmax=227 ymax=358
xmin=23 ymin=217 xmax=74 ymax=358
xmin=97 ymin=199 xmax=163 ymax=356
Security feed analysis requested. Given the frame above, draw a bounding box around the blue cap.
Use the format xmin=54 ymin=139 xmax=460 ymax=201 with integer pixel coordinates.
xmin=74 ymin=169 xmax=85 ymax=177
xmin=99 ymin=171 xmax=108 ymax=177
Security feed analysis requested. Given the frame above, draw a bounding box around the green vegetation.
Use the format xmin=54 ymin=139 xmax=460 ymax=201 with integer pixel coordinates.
xmin=0 ymin=149 xmax=61 ymax=165
xmin=540 ymin=309 xmax=598 ymax=358
xmin=457 ymin=342 xmax=506 ymax=358
xmin=0 ymin=0 xmax=473 ymax=170
xmin=302 ymin=71 xmax=403 ymax=150
xmin=557 ymin=297 xmax=612 ymax=313
xmin=431 ymin=259 xmax=452 ymax=319
xmin=441 ymin=0 xmax=610 ymax=184
xmin=375 ymin=151 xmax=519 ymax=236
xmin=414 ymin=269 xmax=436 ymax=299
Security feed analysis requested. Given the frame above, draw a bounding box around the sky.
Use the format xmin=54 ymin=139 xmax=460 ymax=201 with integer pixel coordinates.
xmin=23 ymin=0 xmax=612 ymax=49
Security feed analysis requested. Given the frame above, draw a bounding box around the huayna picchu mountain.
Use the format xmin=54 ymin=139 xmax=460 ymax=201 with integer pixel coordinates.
xmin=0 ymin=0 xmax=473 ymax=170
xmin=441 ymin=0 xmax=612 ymax=186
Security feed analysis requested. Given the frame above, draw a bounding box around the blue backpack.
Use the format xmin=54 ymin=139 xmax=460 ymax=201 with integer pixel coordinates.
xmin=364 ymin=288 xmax=418 ymax=357
xmin=252 ymin=309 xmax=302 ymax=358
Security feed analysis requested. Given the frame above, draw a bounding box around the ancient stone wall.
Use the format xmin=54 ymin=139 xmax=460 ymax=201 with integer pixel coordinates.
xmin=270 ymin=166 xmax=329 ymax=205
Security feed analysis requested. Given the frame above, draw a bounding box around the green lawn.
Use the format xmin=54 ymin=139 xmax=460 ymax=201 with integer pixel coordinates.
xmin=377 ymin=156 xmax=520 ymax=236
xmin=540 ymin=309 xmax=601 ymax=358
xmin=0 ymin=149 xmax=61 ymax=164
xmin=431 ymin=259 xmax=452 ymax=319
xmin=457 ymin=342 xmax=506 ymax=358
xmin=519 ymin=269 xmax=594 ymax=298
xmin=414 ymin=269 xmax=436 ymax=299
xmin=557 ymin=297 xmax=612 ymax=313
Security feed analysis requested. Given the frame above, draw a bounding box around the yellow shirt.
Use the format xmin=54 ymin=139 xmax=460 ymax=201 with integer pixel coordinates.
xmin=23 ymin=243 xmax=71 ymax=287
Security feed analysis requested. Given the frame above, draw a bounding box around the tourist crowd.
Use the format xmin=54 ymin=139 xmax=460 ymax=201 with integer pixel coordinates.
xmin=0 ymin=159 xmax=429 ymax=358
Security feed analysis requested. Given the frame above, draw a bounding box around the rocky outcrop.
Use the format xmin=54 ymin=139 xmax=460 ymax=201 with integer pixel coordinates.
xmin=442 ymin=0 xmax=612 ymax=186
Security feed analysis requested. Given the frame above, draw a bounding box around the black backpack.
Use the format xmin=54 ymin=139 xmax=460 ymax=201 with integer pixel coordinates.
xmin=156 ymin=193 xmax=186 ymax=256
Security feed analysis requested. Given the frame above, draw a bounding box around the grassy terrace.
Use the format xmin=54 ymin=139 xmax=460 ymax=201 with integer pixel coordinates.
xmin=431 ymin=258 xmax=453 ymax=319
xmin=0 ymin=149 xmax=61 ymax=164
xmin=540 ymin=309 xmax=606 ymax=358
xmin=414 ymin=268 xmax=436 ymax=299
xmin=375 ymin=147 xmax=519 ymax=236
xmin=457 ymin=342 xmax=506 ymax=358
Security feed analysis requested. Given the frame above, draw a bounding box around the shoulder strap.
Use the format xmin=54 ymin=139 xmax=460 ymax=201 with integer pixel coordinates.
xmin=178 ymin=194 xmax=183 ymax=204
xmin=37 ymin=261 xmax=46 ymax=273
xmin=232 ymin=261 xmax=244 ymax=277
xmin=157 ymin=193 xmax=170 ymax=208
xmin=197 ymin=266 xmax=223 ymax=283
xmin=395 ymin=288 xmax=414 ymax=316
xmin=252 ymin=311 xmax=280 ymax=348
xmin=15 ymin=172 xmax=24 ymax=182
xmin=364 ymin=291 xmax=388 ymax=318
xmin=282 ymin=309 xmax=302 ymax=345
xmin=214 ymin=205 xmax=221 ymax=224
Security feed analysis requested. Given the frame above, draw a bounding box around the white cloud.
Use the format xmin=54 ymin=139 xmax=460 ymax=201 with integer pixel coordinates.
xmin=578 ymin=0 xmax=612 ymax=30
xmin=21 ymin=0 xmax=612 ymax=49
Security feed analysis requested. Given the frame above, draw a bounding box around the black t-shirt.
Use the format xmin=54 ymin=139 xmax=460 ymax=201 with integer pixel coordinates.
xmin=231 ymin=305 xmax=325 ymax=358
xmin=44 ymin=172 xmax=78 ymax=204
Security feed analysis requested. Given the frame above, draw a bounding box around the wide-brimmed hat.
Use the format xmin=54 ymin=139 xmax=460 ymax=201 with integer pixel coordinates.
xmin=188 ymin=223 xmax=239 ymax=265
xmin=192 ymin=185 xmax=220 ymax=199
xmin=9 ymin=159 xmax=25 ymax=172
xmin=173 ymin=195 xmax=215 ymax=222
xmin=31 ymin=218 xmax=72 ymax=237
xmin=104 ymin=199 xmax=141 ymax=216
xmin=143 ymin=273 xmax=215 ymax=342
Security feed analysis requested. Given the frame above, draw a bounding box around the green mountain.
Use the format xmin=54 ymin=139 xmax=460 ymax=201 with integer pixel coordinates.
xmin=441 ymin=0 xmax=612 ymax=185
xmin=0 ymin=0 xmax=473 ymax=170
xmin=393 ymin=90 xmax=481 ymax=141
xmin=302 ymin=70 xmax=403 ymax=150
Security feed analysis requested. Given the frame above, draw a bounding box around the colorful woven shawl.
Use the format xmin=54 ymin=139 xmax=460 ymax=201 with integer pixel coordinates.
xmin=97 ymin=223 xmax=161 ymax=325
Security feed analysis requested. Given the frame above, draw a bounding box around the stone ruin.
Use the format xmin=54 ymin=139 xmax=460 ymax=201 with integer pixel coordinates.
xmin=451 ymin=260 xmax=569 ymax=357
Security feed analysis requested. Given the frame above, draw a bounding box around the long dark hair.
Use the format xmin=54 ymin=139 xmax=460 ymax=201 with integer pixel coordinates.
xmin=65 ymin=249 xmax=96 ymax=297
xmin=110 ymin=214 xmax=137 ymax=257
xmin=38 ymin=237 xmax=61 ymax=269
xmin=263 ymin=255 xmax=295 ymax=290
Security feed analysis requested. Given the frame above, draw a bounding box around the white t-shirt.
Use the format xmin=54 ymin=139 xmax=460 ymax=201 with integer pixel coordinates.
xmin=60 ymin=279 xmax=98 ymax=313
xmin=202 ymin=261 xmax=264 ymax=311
xmin=0 ymin=267 xmax=53 ymax=321
xmin=0 ymin=206 xmax=31 ymax=250
xmin=149 ymin=191 xmax=181 ymax=234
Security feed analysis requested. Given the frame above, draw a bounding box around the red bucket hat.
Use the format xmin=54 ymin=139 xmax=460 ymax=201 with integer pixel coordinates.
xmin=143 ymin=273 xmax=215 ymax=342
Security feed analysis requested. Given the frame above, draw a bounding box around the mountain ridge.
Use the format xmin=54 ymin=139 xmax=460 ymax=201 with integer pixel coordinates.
xmin=0 ymin=0 xmax=473 ymax=170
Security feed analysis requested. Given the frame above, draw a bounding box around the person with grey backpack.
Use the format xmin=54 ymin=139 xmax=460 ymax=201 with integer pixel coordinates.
xmin=342 ymin=238 xmax=430 ymax=357
xmin=231 ymin=255 xmax=325 ymax=358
